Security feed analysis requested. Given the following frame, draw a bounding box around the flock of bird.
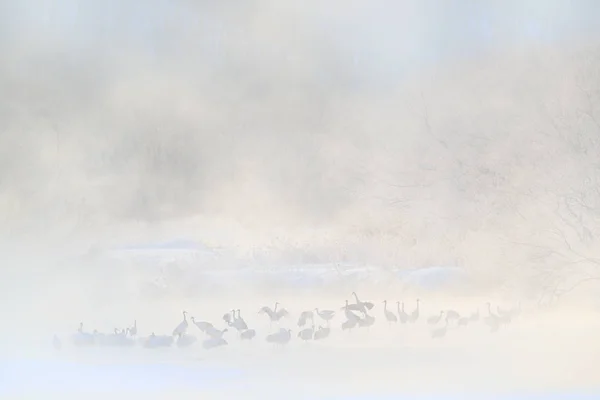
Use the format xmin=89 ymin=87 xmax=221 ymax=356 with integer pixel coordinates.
xmin=55 ymin=292 xmax=522 ymax=351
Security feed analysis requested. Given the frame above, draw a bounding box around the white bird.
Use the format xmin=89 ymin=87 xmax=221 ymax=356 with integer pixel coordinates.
xmin=342 ymin=318 xmax=358 ymax=331
xmin=314 ymin=325 xmax=331 ymax=340
xmin=445 ymin=310 xmax=460 ymax=322
xmin=427 ymin=311 xmax=445 ymax=325
xmin=396 ymin=301 xmax=409 ymax=324
xmin=241 ymin=329 xmax=256 ymax=340
xmin=352 ymin=292 xmax=374 ymax=311
xmin=409 ymin=299 xmax=420 ymax=323
xmin=357 ymin=313 xmax=375 ymax=329
xmin=177 ymin=333 xmax=197 ymax=348
xmin=297 ymin=310 xmax=314 ymax=327
xmin=342 ymin=300 xmax=362 ymax=321
xmin=469 ymin=308 xmax=480 ymax=322
xmin=314 ymin=308 xmax=335 ymax=325
xmin=71 ymin=322 xmax=94 ymax=347
xmin=202 ymin=336 xmax=228 ymax=349
xmin=205 ymin=327 xmax=228 ymax=339
xmin=232 ymin=309 xmax=248 ymax=331
xmin=259 ymin=302 xmax=289 ymax=326
xmin=191 ymin=316 xmax=214 ymax=333
xmin=144 ymin=332 xmax=174 ymax=348
xmin=431 ymin=320 xmax=449 ymax=339
xmin=383 ymin=300 xmax=398 ymax=324
xmin=129 ymin=320 xmax=137 ymax=337
xmin=172 ymin=311 xmax=189 ymax=337
xmin=484 ymin=302 xmax=500 ymax=333
xmin=266 ymin=328 xmax=292 ymax=346
xmin=297 ymin=325 xmax=315 ymax=342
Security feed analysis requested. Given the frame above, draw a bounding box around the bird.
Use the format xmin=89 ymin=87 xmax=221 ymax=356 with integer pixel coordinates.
xmin=445 ymin=310 xmax=460 ymax=322
xmin=357 ymin=313 xmax=376 ymax=329
xmin=396 ymin=301 xmax=409 ymax=324
xmin=457 ymin=316 xmax=470 ymax=327
xmin=172 ymin=311 xmax=189 ymax=337
xmin=202 ymin=336 xmax=228 ymax=349
xmin=342 ymin=318 xmax=358 ymax=331
xmin=266 ymin=328 xmax=292 ymax=346
xmin=351 ymin=292 xmax=374 ymax=314
xmin=223 ymin=311 xmax=233 ymax=325
xmin=297 ymin=325 xmax=315 ymax=342
xmin=71 ymin=322 xmax=94 ymax=347
xmin=259 ymin=302 xmax=289 ymax=327
xmin=427 ymin=311 xmax=445 ymax=325
xmin=431 ymin=320 xmax=449 ymax=339
xmin=177 ymin=333 xmax=197 ymax=348
xmin=129 ymin=320 xmax=137 ymax=337
xmin=297 ymin=310 xmax=314 ymax=327
xmin=233 ymin=310 xmax=248 ymax=331
xmin=382 ymin=300 xmax=398 ymax=324
xmin=240 ymin=329 xmax=256 ymax=340
xmin=191 ymin=317 xmax=214 ymax=333
xmin=342 ymin=300 xmax=362 ymax=321
xmin=314 ymin=325 xmax=331 ymax=340
xmin=314 ymin=308 xmax=335 ymax=325
xmin=409 ymin=299 xmax=420 ymax=323
xmin=484 ymin=302 xmax=500 ymax=333
xmin=205 ymin=327 xmax=228 ymax=339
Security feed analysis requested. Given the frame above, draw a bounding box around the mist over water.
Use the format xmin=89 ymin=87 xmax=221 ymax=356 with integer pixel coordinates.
xmin=2 ymin=0 xmax=600 ymax=398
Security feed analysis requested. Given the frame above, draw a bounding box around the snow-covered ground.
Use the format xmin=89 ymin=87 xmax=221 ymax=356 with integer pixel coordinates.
xmin=2 ymin=241 xmax=599 ymax=399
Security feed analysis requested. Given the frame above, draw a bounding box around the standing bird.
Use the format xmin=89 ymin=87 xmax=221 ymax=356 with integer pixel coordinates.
xmin=484 ymin=302 xmax=500 ymax=333
xmin=341 ymin=318 xmax=358 ymax=332
xmin=382 ymin=300 xmax=398 ymax=325
xmin=172 ymin=311 xmax=189 ymax=337
xmin=297 ymin=310 xmax=315 ymax=327
xmin=427 ymin=311 xmax=445 ymax=325
xmin=129 ymin=320 xmax=137 ymax=337
xmin=396 ymin=302 xmax=409 ymax=324
xmin=457 ymin=316 xmax=470 ymax=327
xmin=259 ymin=302 xmax=289 ymax=327
xmin=314 ymin=308 xmax=335 ymax=325
xmin=233 ymin=310 xmax=248 ymax=330
xmin=357 ymin=312 xmax=376 ymax=329
xmin=431 ymin=319 xmax=449 ymax=339
xmin=342 ymin=300 xmax=362 ymax=321
xmin=351 ymin=292 xmax=374 ymax=313
xmin=409 ymin=299 xmax=420 ymax=323
xmin=191 ymin=316 xmax=214 ymax=333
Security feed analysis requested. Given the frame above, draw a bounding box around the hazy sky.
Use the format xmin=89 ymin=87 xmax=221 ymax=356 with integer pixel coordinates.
xmin=1 ymin=0 xmax=599 ymax=253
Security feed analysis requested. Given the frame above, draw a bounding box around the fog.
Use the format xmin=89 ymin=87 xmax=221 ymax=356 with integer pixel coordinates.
xmin=1 ymin=0 xmax=600 ymax=398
